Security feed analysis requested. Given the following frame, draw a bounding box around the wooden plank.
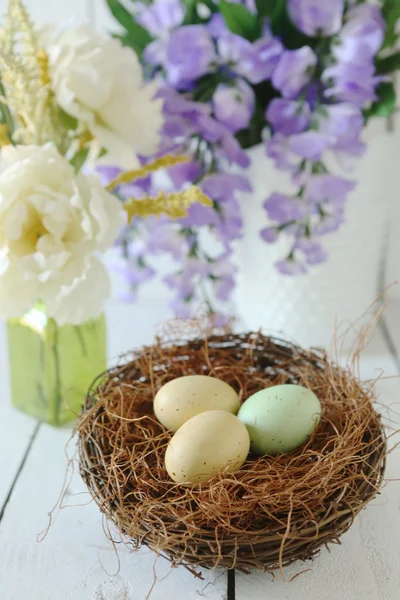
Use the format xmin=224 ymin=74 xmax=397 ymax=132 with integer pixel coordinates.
xmin=235 ymin=327 xmax=400 ymax=600
xmin=0 ymin=320 xmax=41 ymax=511
xmin=0 ymin=425 xmax=226 ymax=600
xmin=0 ymin=292 xmax=226 ymax=600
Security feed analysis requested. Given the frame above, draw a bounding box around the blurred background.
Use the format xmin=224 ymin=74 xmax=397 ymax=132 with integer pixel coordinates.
xmin=9 ymin=0 xmax=399 ymax=348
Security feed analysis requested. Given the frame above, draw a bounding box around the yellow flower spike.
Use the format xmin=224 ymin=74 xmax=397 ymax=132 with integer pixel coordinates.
xmin=78 ymin=131 xmax=94 ymax=150
xmin=0 ymin=0 xmax=69 ymax=152
xmin=123 ymin=186 xmax=212 ymax=224
xmin=0 ymin=124 xmax=11 ymax=146
xmin=106 ymin=154 xmax=190 ymax=191
xmin=36 ymin=49 xmax=50 ymax=87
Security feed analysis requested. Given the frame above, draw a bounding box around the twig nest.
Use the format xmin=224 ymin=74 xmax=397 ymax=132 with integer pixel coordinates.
xmin=78 ymin=333 xmax=386 ymax=573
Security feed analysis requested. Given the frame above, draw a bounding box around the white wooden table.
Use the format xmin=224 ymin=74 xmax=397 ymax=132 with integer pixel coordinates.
xmin=0 ymin=289 xmax=399 ymax=600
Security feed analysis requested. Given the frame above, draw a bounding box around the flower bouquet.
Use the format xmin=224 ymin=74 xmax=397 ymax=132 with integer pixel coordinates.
xmin=0 ymin=0 xmax=210 ymax=425
xmin=106 ymin=0 xmax=400 ymax=328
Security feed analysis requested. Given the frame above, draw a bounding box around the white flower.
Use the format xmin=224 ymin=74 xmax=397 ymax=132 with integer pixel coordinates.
xmin=44 ymin=25 xmax=163 ymax=168
xmin=0 ymin=144 xmax=125 ymax=325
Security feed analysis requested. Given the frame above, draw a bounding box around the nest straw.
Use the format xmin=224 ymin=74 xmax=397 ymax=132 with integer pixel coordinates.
xmin=78 ymin=332 xmax=386 ymax=574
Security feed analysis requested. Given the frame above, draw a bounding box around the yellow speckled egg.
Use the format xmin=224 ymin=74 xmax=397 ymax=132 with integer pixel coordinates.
xmin=238 ymin=384 xmax=321 ymax=456
xmin=165 ymin=410 xmax=250 ymax=483
xmin=154 ymin=375 xmax=240 ymax=432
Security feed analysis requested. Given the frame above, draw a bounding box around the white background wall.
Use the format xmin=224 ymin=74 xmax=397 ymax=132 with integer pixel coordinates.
xmin=0 ymin=0 xmax=399 ymax=299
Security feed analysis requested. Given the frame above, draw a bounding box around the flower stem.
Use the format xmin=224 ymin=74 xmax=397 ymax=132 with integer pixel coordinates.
xmin=0 ymin=78 xmax=15 ymax=138
xmin=50 ymin=318 xmax=62 ymax=426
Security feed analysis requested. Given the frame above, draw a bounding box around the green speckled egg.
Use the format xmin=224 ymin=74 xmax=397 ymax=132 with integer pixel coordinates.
xmin=237 ymin=384 xmax=321 ymax=456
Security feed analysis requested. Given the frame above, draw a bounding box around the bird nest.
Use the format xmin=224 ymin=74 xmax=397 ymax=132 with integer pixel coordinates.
xmin=77 ymin=332 xmax=386 ymax=575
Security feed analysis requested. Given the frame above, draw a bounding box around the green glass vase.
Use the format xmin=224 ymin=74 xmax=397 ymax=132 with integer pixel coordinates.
xmin=7 ymin=309 xmax=106 ymax=426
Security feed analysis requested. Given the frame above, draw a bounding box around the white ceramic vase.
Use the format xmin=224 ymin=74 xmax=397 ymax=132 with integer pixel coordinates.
xmin=234 ymin=119 xmax=399 ymax=349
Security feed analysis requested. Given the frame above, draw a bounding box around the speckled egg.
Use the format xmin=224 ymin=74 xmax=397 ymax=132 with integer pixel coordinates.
xmin=165 ymin=410 xmax=250 ymax=483
xmin=238 ymin=384 xmax=321 ymax=456
xmin=154 ymin=375 xmax=240 ymax=432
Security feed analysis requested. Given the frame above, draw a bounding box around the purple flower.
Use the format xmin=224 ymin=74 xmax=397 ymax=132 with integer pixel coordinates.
xmin=165 ymin=258 xmax=209 ymax=296
xmin=323 ymin=62 xmax=378 ymax=107
xmin=217 ymin=197 xmax=243 ymax=241
xmin=272 ymin=47 xmax=317 ymax=98
xmin=136 ymin=0 xmax=185 ymax=36
xmin=288 ymin=131 xmax=333 ymax=161
xmin=313 ymin=208 xmax=345 ymax=234
xmin=179 ymin=202 xmax=217 ymax=227
xmin=164 ymin=257 xmax=215 ymax=318
xmin=207 ymin=14 xmax=228 ymax=38
xmin=332 ymin=33 xmax=383 ymax=68
xmin=260 ymin=226 xmax=279 ymax=243
xmin=213 ymin=79 xmax=255 ymax=133
xmin=195 ymin=113 xmax=231 ymax=142
xmin=211 ymin=254 xmax=237 ymax=301
xmin=144 ymin=40 xmax=167 ymax=65
xmin=276 ymin=258 xmax=307 ymax=275
xmin=146 ymin=219 xmax=186 ymax=260
xmin=316 ymin=103 xmax=365 ymax=156
xmin=347 ymin=4 xmax=385 ymax=30
xmin=168 ymin=161 xmax=202 ymax=188
xmin=96 ymin=166 xmax=121 ymax=187
xmin=288 ymin=0 xmax=344 ymax=37
xmin=294 ymin=238 xmax=328 ymax=265
xmin=183 ymin=195 xmax=242 ymax=243
xmin=210 ymin=313 xmax=231 ymax=328
xmin=267 ymin=133 xmax=302 ymax=172
xmin=305 ymin=174 xmax=356 ymax=205
xmin=139 ymin=0 xmax=185 ymax=65
xmin=166 ymin=26 xmax=217 ymax=86
xmin=336 ymin=4 xmax=386 ymax=62
xmin=266 ymin=98 xmax=311 ymax=135
xmin=111 ymin=256 xmax=156 ymax=293
xmin=160 ymin=88 xmax=210 ymax=118
xmin=218 ymin=33 xmax=255 ymax=73
xmin=202 ymin=173 xmax=252 ymax=198
xmin=168 ymin=297 xmax=193 ymax=319
xmin=200 ymin=174 xmax=248 ymax=242
xmin=264 ymin=193 xmax=307 ymax=224
xmin=96 ymin=166 xmax=151 ymax=197
xmin=249 ymin=37 xmax=283 ymax=83
xmin=217 ymin=133 xmax=251 ymax=167
xmin=217 ymin=32 xmax=282 ymax=84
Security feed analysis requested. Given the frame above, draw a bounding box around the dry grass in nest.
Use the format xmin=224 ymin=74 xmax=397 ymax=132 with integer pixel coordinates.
xmin=77 ymin=332 xmax=387 ymax=575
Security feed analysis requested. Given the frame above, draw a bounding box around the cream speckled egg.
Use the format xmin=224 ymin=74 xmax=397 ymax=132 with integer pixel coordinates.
xmin=165 ymin=410 xmax=250 ymax=483
xmin=154 ymin=375 xmax=240 ymax=432
xmin=238 ymin=384 xmax=321 ymax=456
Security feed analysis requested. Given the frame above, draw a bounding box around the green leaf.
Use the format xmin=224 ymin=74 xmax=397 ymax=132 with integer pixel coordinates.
xmin=0 ymin=79 xmax=14 ymax=137
xmin=192 ymin=73 xmax=221 ymax=102
xmin=381 ymin=0 xmax=400 ymax=49
xmin=364 ymin=82 xmax=397 ymax=119
xmin=106 ymin=0 xmax=152 ymax=55
xmin=182 ymin=0 xmax=216 ymax=24
xmin=269 ymin=0 xmax=312 ymax=49
xmin=376 ymin=51 xmax=400 ymax=74
xmin=183 ymin=0 xmax=200 ymax=24
xmin=219 ymin=0 xmax=261 ymax=41
xmin=255 ymin=0 xmax=281 ymax=19
xmin=70 ymin=148 xmax=90 ymax=173
xmin=59 ymin=109 xmax=78 ymax=132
